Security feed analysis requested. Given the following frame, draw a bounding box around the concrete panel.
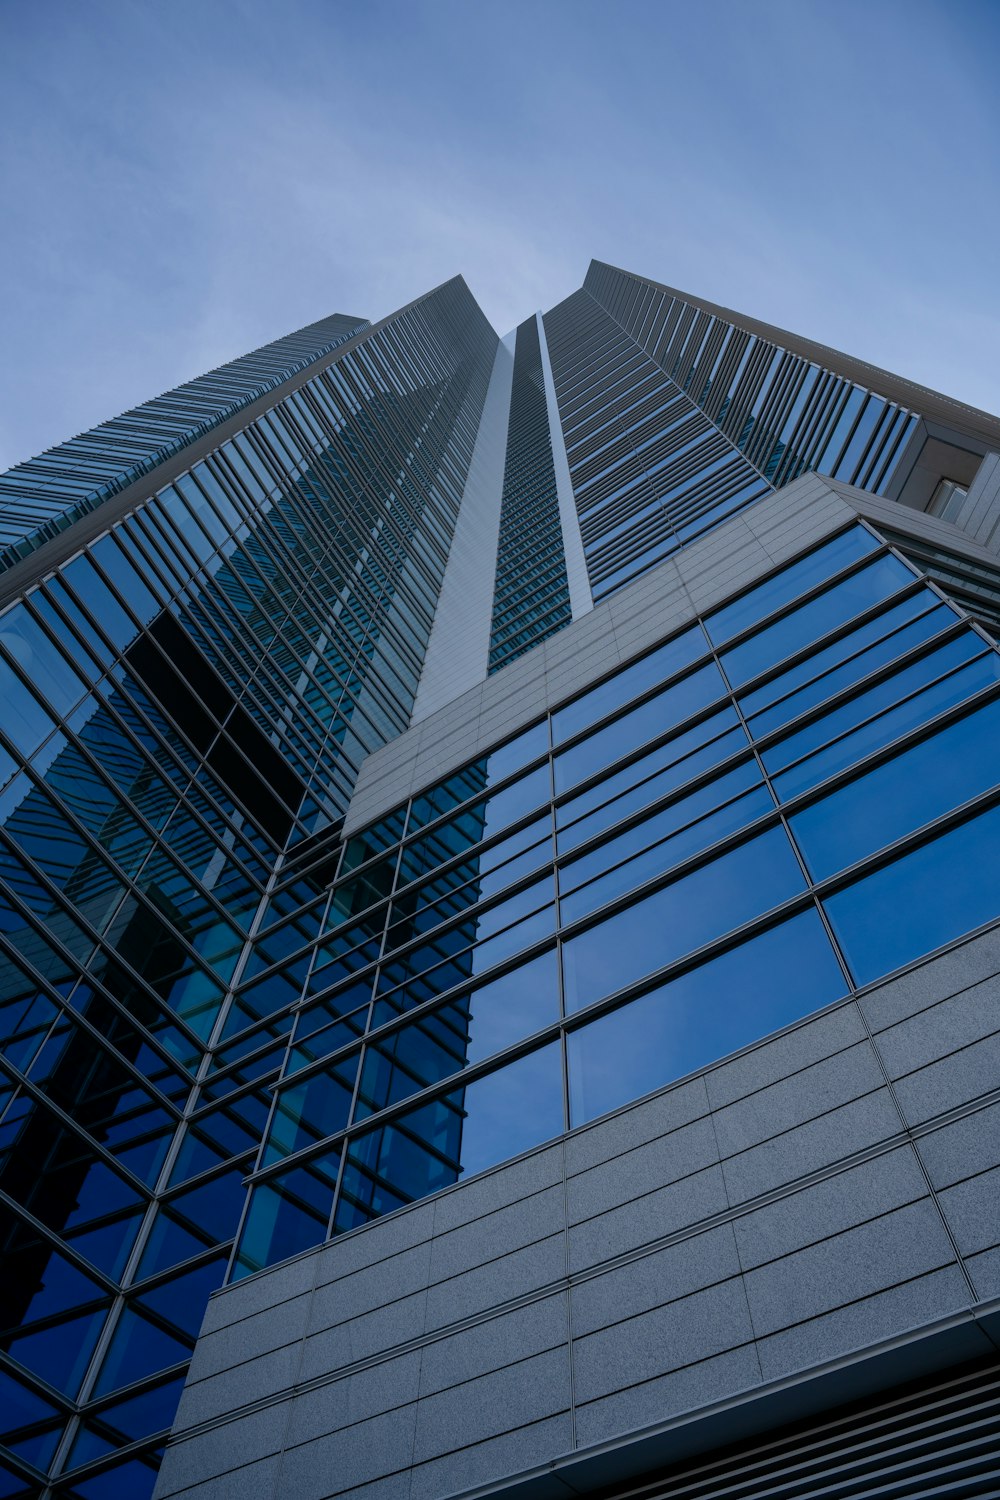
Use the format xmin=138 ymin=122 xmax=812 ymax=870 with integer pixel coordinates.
xmin=411 ymin=1347 xmax=570 ymax=1461
xmin=756 ymin=1265 xmax=971 ymax=1383
xmin=409 ymin=1414 xmax=573 ymax=1500
xmin=572 ymin=1277 xmax=755 ymax=1405
xmin=417 ymin=1293 xmax=569 ymax=1396
xmin=733 ymin=1148 xmax=929 ymax=1271
xmin=742 ymin=1199 xmax=958 ymax=1338
xmin=275 ymin=1403 xmax=418 ymax=1500
xmin=570 ymin=1224 xmax=741 ymax=1338
xmin=566 ymin=1116 xmax=720 ymax=1228
xmin=574 ymin=1344 xmax=762 ymax=1449
xmin=711 ymin=1041 xmax=885 ymax=1159
xmin=425 ymin=1231 xmax=566 ymax=1330
xmin=568 ymin=1164 xmax=730 ymax=1274
xmin=720 ymin=1089 xmax=901 ymax=1206
xmin=704 ymin=1003 xmax=867 ymax=1111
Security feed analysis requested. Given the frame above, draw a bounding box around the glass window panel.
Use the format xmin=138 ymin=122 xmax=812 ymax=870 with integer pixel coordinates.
xmin=233 ymin=1148 xmax=339 ymax=1277
xmin=407 ymin=726 xmax=548 ymax=831
xmin=791 ymin=697 xmax=1000 ymax=880
xmin=93 ymin=1307 xmax=192 ymax=1397
xmin=744 ymin=599 xmax=954 ymax=738
xmin=554 ymin=661 xmax=725 ymax=795
xmin=556 ymin=708 xmax=746 ymax=851
xmin=560 ymin=782 xmax=775 ymax=924
xmin=721 ymin=553 xmax=914 ymax=688
xmin=770 ymin=643 xmax=1000 ymax=801
xmin=263 ymin=1062 xmax=356 ymax=1163
xmin=551 ymin=625 xmax=706 ymax=743
xmin=360 ymin=948 xmax=561 ymax=1118
xmin=562 ymin=826 xmax=806 ymax=1014
xmin=5 ymin=1305 xmax=109 ymax=1399
xmin=341 ymin=1041 xmax=562 ymax=1223
xmin=825 ymin=801 xmax=1000 ymax=986
xmin=0 ymin=609 xmax=87 ymax=724
xmin=705 ymin=526 xmax=879 ymax=645
xmin=567 ymin=909 xmax=847 ymax=1124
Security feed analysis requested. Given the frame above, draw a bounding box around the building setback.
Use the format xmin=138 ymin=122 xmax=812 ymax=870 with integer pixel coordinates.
xmin=1 ymin=264 xmax=1000 ymax=1498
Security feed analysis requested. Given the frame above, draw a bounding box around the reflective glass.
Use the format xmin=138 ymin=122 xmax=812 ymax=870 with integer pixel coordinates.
xmin=560 ymin=773 xmax=774 ymax=924
xmin=791 ymin=696 xmax=1000 ymax=880
xmin=743 ymin=597 xmax=953 ymax=738
xmin=567 ymin=909 xmax=847 ymax=1124
xmin=562 ymin=826 xmax=806 ymax=1014
xmin=556 ymin=708 xmax=746 ymax=851
xmin=551 ymin=625 xmax=705 ymax=743
xmin=825 ymin=801 xmax=1000 ymax=985
xmin=721 ymin=553 xmax=914 ymax=687
xmin=554 ymin=661 xmax=725 ymax=794
xmin=769 ymin=641 xmax=1000 ymax=800
xmin=705 ymin=526 xmax=879 ymax=645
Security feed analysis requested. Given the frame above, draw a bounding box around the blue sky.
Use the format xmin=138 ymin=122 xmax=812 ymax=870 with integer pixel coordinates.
xmin=2 ymin=0 xmax=999 ymax=468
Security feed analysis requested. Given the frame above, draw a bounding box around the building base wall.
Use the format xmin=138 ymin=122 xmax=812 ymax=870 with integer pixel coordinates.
xmin=154 ymin=920 xmax=1000 ymax=1500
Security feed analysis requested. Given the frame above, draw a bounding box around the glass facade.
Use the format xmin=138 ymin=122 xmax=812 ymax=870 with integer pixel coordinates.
xmin=2 ymin=261 xmax=999 ymax=1498
xmin=542 ymin=262 xmax=919 ymax=603
xmin=232 ymin=521 xmax=1000 ymax=1282
xmin=0 ymin=314 xmax=368 ymax=575
xmin=0 ymin=279 xmax=497 ymax=1498
xmin=488 ymin=316 xmax=571 ymax=671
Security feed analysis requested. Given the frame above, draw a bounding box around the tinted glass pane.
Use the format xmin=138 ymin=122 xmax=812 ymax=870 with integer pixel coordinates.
xmin=551 ymin=625 xmax=705 ymax=743
xmin=721 ymin=553 xmax=914 ymax=688
xmin=705 ymin=527 xmax=879 ymax=645
xmin=234 ymin=1149 xmax=339 ymax=1277
xmin=770 ymin=645 xmax=1000 ymax=800
xmin=556 ymin=708 xmax=746 ymax=853
xmin=567 ymin=909 xmax=847 ymax=1124
xmin=562 ymin=826 xmax=806 ymax=1013
xmin=554 ymin=661 xmax=725 ymax=794
xmin=744 ymin=599 xmax=953 ymax=738
xmin=560 ymin=780 xmax=774 ymax=924
xmin=791 ymin=697 xmax=1000 ymax=880
xmin=824 ymin=801 xmax=1000 ymax=986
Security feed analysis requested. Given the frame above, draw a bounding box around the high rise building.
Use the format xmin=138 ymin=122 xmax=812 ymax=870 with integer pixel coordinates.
xmin=2 ymin=263 xmax=1000 ymax=1500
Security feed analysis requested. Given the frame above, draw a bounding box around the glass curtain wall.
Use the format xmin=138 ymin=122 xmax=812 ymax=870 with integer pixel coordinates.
xmin=232 ymin=520 xmax=1000 ymax=1281
xmin=0 ymin=280 xmax=497 ymax=1499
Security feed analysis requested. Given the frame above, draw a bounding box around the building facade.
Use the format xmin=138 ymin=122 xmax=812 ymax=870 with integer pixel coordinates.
xmin=3 ymin=264 xmax=1000 ymax=1499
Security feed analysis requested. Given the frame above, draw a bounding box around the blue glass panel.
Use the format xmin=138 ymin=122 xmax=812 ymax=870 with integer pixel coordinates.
xmin=556 ymin=706 xmax=745 ymax=849
xmin=567 ymin=909 xmax=847 ymax=1124
xmin=233 ymin=1148 xmax=339 ymax=1277
xmin=791 ymin=697 xmax=1000 ymax=880
xmin=551 ymin=625 xmax=706 ymax=743
xmin=342 ymin=1041 xmax=563 ymax=1221
xmin=770 ymin=644 xmax=1000 ymax=800
xmin=449 ymin=1042 xmax=564 ymax=1177
xmin=744 ymin=599 xmax=953 ymax=738
xmin=561 ymin=779 xmax=774 ymax=924
xmin=93 ymin=1307 xmax=191 ymax=1397
xmin=721 ymin=553 xmax=914 ymax=688
xmin=705 ymin=527 xmax=879 ymax=646
xmin=263 ymin=1063 xmax=355 ymax=1163
xmin=562 ymin=826 xmax=806 ymax=1014
xmin=825 ymin=801 xmax=1000 ymax=986
xmin=372 ymin=948 xmax=559 ymax=1066
xmin=554 ymin=661 xmax=725 ymax=794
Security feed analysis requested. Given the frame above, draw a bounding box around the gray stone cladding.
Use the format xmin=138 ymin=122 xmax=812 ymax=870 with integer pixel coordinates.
xmin=154 ymin=922 xmax=1000 ymax=1500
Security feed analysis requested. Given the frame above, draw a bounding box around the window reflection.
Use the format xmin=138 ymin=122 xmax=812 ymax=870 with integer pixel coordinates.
xmin=567 ymin=910 xmax=846 ymax=1125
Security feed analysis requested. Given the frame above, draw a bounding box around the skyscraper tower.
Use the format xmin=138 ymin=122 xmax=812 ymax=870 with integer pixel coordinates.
xmin=3 ymin=264 xmax=1000 ymax=1500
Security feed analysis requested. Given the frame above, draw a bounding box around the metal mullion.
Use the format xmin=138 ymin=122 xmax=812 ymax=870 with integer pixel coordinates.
xmin=0 ymin=928 xmax=199 ymax=1110
xmin=0 ymin=822 xmax=234 ymax=1064
xmin=749 ymin=620 xmax=982 ymax=777
xmin=0 ymin=1053 xmax=179 ymax=1202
